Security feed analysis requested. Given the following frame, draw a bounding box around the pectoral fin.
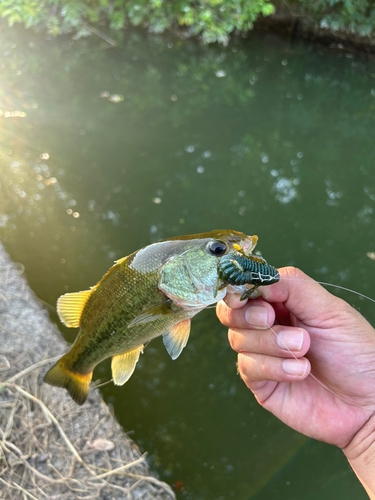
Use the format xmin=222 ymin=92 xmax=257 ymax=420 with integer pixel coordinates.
xmin=163 ymin=320 xmax=191 ymax=360
xmin=128 ymin=299 xmax=174 ymax=328
xmin=111 ymin=346 xmax=143 ymax=386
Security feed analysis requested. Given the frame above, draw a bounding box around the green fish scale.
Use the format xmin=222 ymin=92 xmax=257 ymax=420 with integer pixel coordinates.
xmin=67 ymin=254 xmax=194 ymax=373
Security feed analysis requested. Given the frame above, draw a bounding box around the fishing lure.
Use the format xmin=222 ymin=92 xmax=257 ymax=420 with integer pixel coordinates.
xmin=216 ymin=246 xmax=280 ymax=301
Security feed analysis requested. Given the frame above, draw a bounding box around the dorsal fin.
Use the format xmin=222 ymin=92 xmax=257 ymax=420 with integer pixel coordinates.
xmin=56 ymin=256 xmax=129 ymax=328
xmin=57 ymin=290 xmax=93 ymax=327
xmin=114 ymin=256 xmax=127 ymax=265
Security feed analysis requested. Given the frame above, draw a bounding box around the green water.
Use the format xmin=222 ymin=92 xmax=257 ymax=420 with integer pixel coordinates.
xmin=1 ymin=23 xmax=375 ymax=499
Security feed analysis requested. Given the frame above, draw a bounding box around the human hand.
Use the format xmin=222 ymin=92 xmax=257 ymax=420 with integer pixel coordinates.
xmin=216 ymin=267 xmax=375 ymax=449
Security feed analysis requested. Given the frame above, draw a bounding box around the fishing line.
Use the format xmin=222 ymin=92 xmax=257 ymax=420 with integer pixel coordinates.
xmin=265 ymin=320 xmax=374 ymax=412
xmin=279 ymin=277 xmax=375 ymax=305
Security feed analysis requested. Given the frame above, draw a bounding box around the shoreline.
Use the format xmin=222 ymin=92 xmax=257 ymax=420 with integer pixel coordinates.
xmin=253 ymin=8 xmax=375 ymax=54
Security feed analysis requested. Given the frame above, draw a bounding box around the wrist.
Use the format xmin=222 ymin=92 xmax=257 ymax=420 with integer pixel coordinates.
xmin=343 ymin=414 xmax=375 ymax=499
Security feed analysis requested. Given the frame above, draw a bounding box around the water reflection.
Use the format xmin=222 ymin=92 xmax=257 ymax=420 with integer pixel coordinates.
xmin=1 ymin=23 xmax=375 ymax=500
xmin=272 ymin=175 xmax=300 ymax=204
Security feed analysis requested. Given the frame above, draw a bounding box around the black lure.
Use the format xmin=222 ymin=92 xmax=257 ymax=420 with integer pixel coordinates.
xmin=216 ymin=252 xmax=280 ymax=300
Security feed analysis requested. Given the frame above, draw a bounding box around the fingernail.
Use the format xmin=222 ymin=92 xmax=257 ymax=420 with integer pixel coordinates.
xmin=276 ymin=330 xmax=303 ymax=351
xmin=245 ymin=306 xmax=268 ymax=328
xmin=282 ymin=359 xmax=308 ymax=376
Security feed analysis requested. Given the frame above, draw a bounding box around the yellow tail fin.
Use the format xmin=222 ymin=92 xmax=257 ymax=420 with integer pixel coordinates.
xmin=44 ymin=357 xmax=92 ymax=405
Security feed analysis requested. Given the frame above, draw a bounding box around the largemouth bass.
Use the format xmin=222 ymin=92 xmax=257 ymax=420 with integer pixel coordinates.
xmin=44 ymin=230 xmax=279 ymax=404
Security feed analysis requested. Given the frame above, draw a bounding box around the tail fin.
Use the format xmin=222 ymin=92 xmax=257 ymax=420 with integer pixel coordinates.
xmin=43 ymin=357 xmax=92 ymax=405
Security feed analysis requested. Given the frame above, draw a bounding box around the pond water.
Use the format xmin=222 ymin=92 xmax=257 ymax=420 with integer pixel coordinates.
xmin=1 ymin=22 xmax=375 ymax=500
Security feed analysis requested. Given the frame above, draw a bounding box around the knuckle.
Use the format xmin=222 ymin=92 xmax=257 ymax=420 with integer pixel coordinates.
xmin=227 ymin=329 xmax=236 ymax=349
xmin=282 ymin=266 xmax=299 ymax=281
xmin=216 ymin=300 xmax=224 ymax=318
xmin=259 ymin=356 xmax=268 ymax=375
xmin=237 ymin=352 xmax=248 ymax=376
xmin=336 ymin=296 xmax=356 ymax=316
xmin=238 ymin=352 xmax=266 ymax=380
xmin=257 ymin=331 xmax=269 ymax=353
xmin=228 ymin=329 xmax=242 ymax=352
xmin=224 ymin=307 xmax=245 ymax=328
xmin=216 ymin=301 xmax=230 ymax=326
xmin=236 ymin=358 xmax=251 ymax=387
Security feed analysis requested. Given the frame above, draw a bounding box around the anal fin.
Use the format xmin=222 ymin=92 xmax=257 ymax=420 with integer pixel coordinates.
xmin=111 ymin=346 xmax=143 ymax=386
xmin=163 ymin=320 xmax=191 ymax=360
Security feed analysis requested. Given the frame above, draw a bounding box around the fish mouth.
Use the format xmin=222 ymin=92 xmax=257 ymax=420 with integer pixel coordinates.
xmin=241 ymin=235 xmax=258 ymax=255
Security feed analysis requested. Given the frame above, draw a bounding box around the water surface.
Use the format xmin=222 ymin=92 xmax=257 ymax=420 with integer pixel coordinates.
xmin=1 ymin=24 xmax=375 ymax=499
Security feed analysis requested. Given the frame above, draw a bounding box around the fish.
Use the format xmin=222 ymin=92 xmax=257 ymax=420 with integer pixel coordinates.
xmin=44 ymin=229 xmax=279 ymax=405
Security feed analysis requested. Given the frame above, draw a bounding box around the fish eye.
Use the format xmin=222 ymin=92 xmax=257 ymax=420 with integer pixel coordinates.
xmin=208 ymin=240 xmax=228 ymax=256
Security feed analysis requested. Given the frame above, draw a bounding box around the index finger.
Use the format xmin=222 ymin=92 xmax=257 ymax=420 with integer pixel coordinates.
xmin=258 ymin=266 xmax=344 ymax=325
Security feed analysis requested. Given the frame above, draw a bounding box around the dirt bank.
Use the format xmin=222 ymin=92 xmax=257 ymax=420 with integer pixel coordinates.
xmin=0 ymin=243 xmax=175 ymax=499
xmin=254 ymin=5 xmax=375 ymax=53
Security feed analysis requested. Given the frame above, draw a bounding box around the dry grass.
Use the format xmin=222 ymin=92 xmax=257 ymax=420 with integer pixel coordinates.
xmin=0 ymin=357 xmax=175 ymax=500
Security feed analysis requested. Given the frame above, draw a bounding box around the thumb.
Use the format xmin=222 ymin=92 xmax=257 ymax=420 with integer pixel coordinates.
xmin=259 ymin=267 xmax=341 ymax=325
